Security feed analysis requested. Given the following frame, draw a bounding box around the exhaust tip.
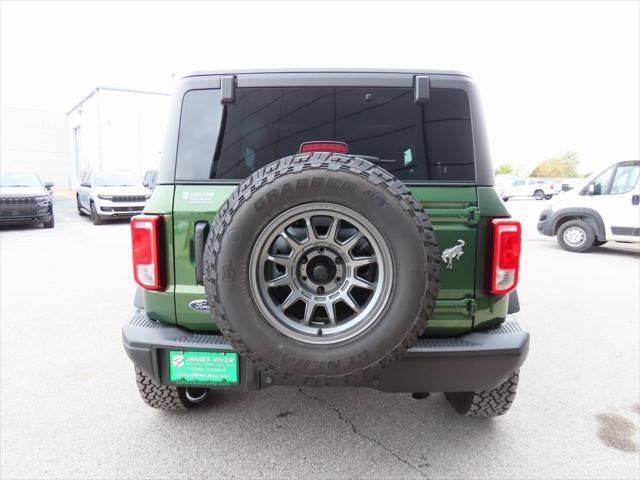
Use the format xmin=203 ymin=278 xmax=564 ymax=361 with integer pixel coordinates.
xmin=411 ymin=392 xmax=430 ymax=400
xmin=185 ymin=387 xmax=210 ymax=403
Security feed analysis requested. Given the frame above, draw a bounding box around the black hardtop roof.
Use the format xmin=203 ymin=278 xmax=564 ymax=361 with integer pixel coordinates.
xmin=183 ymin=68 xmax=469 ymax=79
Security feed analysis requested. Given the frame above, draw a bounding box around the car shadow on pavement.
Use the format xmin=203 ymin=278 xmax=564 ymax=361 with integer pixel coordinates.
xmin=0 ymin=224 xmax=47 ymax=231
xmin=532 ymin=239 xmax=640 ymax=258
xmin=96 ymin=219 xmax=132 ymax=226
xmin=589 ymin=246 xmax=640 ymax=257
xmin=152 ymin=386 xmax=500 ymax=477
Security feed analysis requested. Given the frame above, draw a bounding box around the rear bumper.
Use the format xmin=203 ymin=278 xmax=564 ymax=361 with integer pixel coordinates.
xmin=122 ymin=309 xmax=529 ymax=393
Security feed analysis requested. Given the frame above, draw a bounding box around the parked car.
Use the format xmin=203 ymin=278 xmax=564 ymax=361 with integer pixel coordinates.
xmin=500 ymin=177 xmax=559 ymax=201
xmin=538 ymin=160 xmax=640 ymax=252
xmin=0 ymin=171 xmax=55 ymax=228
xmin=142 ymin=170 xmax=158 ymax=192
xmin=122 ymin=69 xmax=528 ymax=417
xmin=76 ymin=170 xmax=151 ymax=225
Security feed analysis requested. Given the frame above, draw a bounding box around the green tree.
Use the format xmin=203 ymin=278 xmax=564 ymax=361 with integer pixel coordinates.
xmin=530 ymin=150 xmax=581 ymax=177
xmin=495 ymin=164 xmax=514 ymax=175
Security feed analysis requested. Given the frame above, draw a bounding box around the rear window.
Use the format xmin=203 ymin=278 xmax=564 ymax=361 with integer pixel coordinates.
xmin=176 ymin=87 xmax=475 ymax=182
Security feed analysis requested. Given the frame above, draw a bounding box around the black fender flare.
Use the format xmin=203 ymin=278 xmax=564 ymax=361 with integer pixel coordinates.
xmin=133 ymin=286 xmax=144 ymax=309
xmin=508 ymin=289 xmax=520 ymax=314
xmin=551 ymin=208 xmax=606 ymax=241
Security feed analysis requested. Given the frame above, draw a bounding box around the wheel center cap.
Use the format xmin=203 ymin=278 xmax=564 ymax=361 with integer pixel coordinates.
xmin=312 ymin=264 xmax=330 ymax=283
xmin=305 ymin=255 xmax=337 ymax=285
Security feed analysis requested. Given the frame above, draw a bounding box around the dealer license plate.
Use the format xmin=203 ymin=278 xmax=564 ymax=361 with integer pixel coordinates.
xmin=169 ymin=351 xmax=238 ymax=386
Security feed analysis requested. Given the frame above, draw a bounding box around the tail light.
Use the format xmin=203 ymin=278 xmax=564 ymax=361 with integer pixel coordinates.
xmin=489 ymin=219 xmax=521 ymax=295
xmin=300 ymin=141 xmax=348 ymax=154
xmin=131 ymin=215 xmax=163 ymax=290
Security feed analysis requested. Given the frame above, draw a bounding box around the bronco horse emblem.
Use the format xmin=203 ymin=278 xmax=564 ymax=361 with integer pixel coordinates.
xmin=441 ymin=239 xmax=465 ymax=269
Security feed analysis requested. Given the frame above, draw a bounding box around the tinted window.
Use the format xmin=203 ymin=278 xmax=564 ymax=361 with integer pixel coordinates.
xmin=176 ymin=90 xmax=224 ymax=180
xmin=177 ymin=87 xmax=475 ymax=182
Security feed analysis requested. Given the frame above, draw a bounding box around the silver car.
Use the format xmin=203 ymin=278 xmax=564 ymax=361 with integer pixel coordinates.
xmin=76 ymin=170 xmax=151 ymax=225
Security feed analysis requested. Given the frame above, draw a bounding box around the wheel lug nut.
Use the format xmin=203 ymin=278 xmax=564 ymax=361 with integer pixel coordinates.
xmin=317 ymin=286 xmax=325 ymax=294
xmin=318 ymin=247 xmax=324 ymax=253
xmin=335 ymin=257 xmax=342 ymax=264
xmin=302 ymin=276 xmax=307 ymax=281
xmin=300 ymin=256 xmax=308 ymax=264
xmin=336 ymin=277 xmax=341 ymax=282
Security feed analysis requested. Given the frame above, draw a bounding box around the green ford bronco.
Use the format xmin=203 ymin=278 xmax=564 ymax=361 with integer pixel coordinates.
xmin=123 ymin=69 xmax=528 ymax=417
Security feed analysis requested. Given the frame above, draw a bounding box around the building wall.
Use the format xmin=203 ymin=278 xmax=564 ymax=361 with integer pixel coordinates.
xmin=67 ymin=88 xmax=170 ymax=186
xmin=0 ymin=107 xmax=70 ymax=188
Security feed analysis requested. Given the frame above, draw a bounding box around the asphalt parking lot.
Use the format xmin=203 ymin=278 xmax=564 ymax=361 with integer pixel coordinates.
xmin=1 ymin=195 xmax=639 ymax=479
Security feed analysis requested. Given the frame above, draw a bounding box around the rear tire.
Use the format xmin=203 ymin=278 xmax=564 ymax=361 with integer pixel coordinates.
xmin=90 ymin=202 xmax=103 ymax=225
xmin=534 ymin=190 xmax=544 ymax=200
xmin=134 ymin=366 xmax=209 ymax=411
xmin=445 ymin=370 xmax=519 ymax=417
xmin=557 ymin=219 xmax=595 ymax=252
xmin=544 ymin=194 xmax=553 ymax=200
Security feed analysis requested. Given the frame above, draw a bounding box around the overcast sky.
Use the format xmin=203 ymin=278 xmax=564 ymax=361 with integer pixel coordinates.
xmin=1 ymin=0 xmax=638 ymax=174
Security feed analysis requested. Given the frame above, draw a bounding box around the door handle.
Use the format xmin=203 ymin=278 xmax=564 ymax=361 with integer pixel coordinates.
xmin=632 ymin=194 xmax=639 ymax=206
xmin=194 ymin=222 xmax=210 ymax=284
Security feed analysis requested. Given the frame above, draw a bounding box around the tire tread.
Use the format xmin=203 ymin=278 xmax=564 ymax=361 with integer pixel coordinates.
xmin=445 ymin=370 xmax=519 ymax=417
xmin=134 ymin=366 xmax=187 ymax=411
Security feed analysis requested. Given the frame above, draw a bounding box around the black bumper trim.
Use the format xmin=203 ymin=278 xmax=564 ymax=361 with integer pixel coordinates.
xmin=0 ymin=214 xmax=52 ymax=224
xmin=122 ymin=309 xmax=529 ymax=393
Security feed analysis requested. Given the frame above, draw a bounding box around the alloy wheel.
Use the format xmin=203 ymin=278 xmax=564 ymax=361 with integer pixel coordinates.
xmin=249 ymin=203 xmax=393 ymax=345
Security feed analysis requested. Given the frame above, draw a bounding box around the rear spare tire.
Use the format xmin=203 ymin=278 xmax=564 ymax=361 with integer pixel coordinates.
xmin=203 ymin=153 xmax=440 ymax=385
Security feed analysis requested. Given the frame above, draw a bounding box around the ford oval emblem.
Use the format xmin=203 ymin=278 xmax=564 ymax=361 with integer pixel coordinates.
xmin=188 ymin=299 xmax=210 ymax=311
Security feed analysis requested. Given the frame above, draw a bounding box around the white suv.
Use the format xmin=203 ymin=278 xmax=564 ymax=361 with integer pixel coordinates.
xmin=76 ymin=170 xmax=151 ymax=225
xmin=537 ymin=160 xmax=640 ymax=252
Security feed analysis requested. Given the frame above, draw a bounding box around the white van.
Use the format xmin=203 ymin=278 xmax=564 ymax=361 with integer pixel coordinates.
xmin=537 ymin=160 xmax=640 ymax=252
